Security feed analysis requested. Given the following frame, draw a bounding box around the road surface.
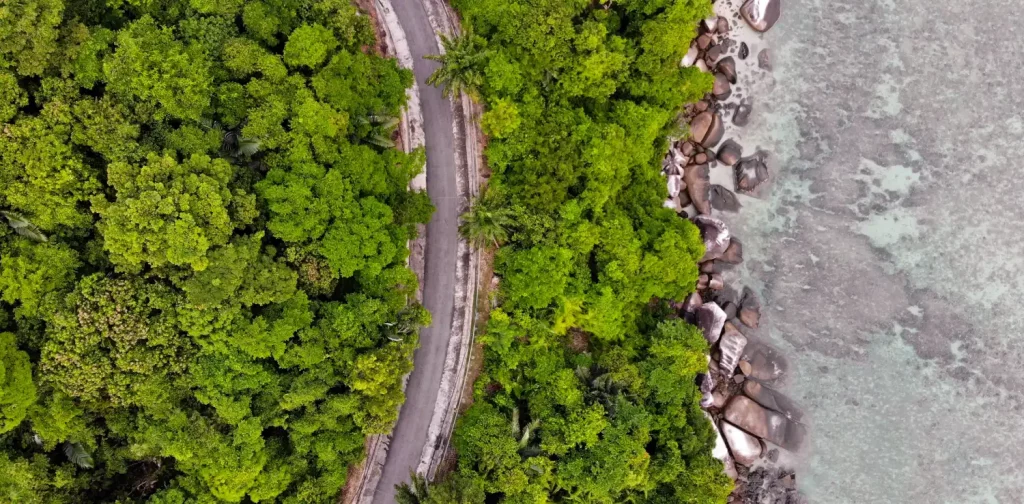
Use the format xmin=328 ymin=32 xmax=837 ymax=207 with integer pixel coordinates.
xmin=372 ymin=0 xmax=458 ymax=502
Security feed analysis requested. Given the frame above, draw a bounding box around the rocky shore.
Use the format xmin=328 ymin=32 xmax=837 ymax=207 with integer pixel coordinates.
xmin=663 ymin=1 xmax=807 ymax=502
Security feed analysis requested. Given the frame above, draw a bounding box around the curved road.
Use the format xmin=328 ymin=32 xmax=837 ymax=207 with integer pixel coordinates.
xmin=372 ymin=1 xmax=458 ymax=502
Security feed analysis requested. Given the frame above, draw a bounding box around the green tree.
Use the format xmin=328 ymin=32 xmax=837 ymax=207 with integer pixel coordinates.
xmin=0 ymin=114 xmax=101 ymax=231
xmin=103 ymin=16 xmax=213 ymax=120
xmin=40 ymin=275 xmax=190 ymax=408
xmin=442 ymin=0 xmax=726 ymax=501
xmin=396 ymin=472 xmax=483 ymax=504
xmin=61 ymin=24 xmax=115 ymax=89
xmin=426 ymin=35 xmax=488 ymax=99
xmin=312 ymin=49 xmax=413 ymax=120
xmin=496 ymin=246 xmax=574 ymax=310
xmin=480 ymin=97 xmax=521 ymax=138
xmin=0 ymin=0 xmax=63 ymax=76
xmin=283 ymin=24 xmax=338 ymax=69
xmin=0 ymin=332 xmax=35 ymax=433
xmin=177 ymin=233 xmax=297 ymax=308
xmin=93 ymin=153 xmax=250 ymax=272
xmin=0 ymin=71 xmax=27 ymax=122
xmin=0 ymin=241 xmax=80 ymax=318
xmin=71 ymin=96 xmax=141 ymax=162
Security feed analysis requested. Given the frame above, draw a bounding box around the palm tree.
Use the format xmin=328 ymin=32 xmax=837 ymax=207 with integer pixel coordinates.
xmin=510 ymin=406 xmax=543 ymax=459
xmin=1 ymin=211 xmax=47 ymax=242
xmin=395 ymin=473 xmax=430 ymax=504
xmin=383 ymin=305 xmax=428 ymax=342
xmin=355 ymin=113 xmax=400 ymax=149
xmin=425 ymin=35 xmax=487 ymax=99
xmin=459 ymin=197 xmax=514 ymax=249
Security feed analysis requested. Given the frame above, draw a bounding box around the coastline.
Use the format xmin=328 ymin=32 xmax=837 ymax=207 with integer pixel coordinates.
xmin=665 ymin=0 xmax=809 ymax=502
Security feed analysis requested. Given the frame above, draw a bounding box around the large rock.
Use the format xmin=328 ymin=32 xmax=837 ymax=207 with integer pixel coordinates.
xmin=702 ymin=113 xmax=725 ymax=148
xmin=696 ymin=302 xmax=727 ymax=345
xmin=667 ymin=174 xmax=683 ymax=198
xmin=689 ymin=112 xmax=713 ymax=144
xmin=721 ymin=421 xmax=763 ymax=466
xmin=681 ymin=292 xmax=703 ymax=315
xmin=742 ymin=340 xmax=789 ymax=383
xmin=716 ymin=139 xmax=742 ymax=166
xmin=716 ymin=57 xmax=737 ymax=84
xmin=681 ymin=45 xmax=700 ymax=67
xmin=719 ymin=238 xmax=744 ymax=264
xmin=678 ymin=189 xmax=691 ymax=209
xmin=739 ymin=287 xmax=762 ymax=328
xmin=684 ymin=163 xmax=711 ymax=215
xmin=681 ymin=141 xmax=696 ymax=157
xmin=712 ymin=73 xmax=732 ymax=100
xmin=725 ymin=396 xmax=806 ymax=451
xmin=699 ymin=373 xmax=716 ymax=409
xmin=717 ymin=17 xmax=730 ymax=34
xmin=693 ymin=215 xmax=731 ymax=261
xmin=709 ymin=415 xmax=739 ymax=479
xmin=733 ymin=102 xmax=753 ymax=127
xmin=718 ymin=327 xmax=748 ymax=378
xmin=741 ymin=0 xmax=782 ymax=33
xmin=721 ymin=301 xmax=738 ymax=320
xmin=703 ymin=16 xmax=719 ymax=33
xmin=743 ymin=379 xmax=803 ymax=422
xmin=697 ymin=33 xmax=712 ymax=50
xmin=759 ymin=48 xmax=773 ymax=71
xmin=706 ymin=44 xmax=725 ymax=62
xmin=710 ymin=185 xmax=741 ymax=212
xmin=670 ymin=145 xmax=687 ymax=166
xmin=735 ymin=157 xmax=769 ymax=193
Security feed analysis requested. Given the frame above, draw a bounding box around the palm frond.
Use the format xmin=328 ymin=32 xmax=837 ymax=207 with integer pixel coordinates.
xmin=64 ymin=442 xmax=94 ymax=469
xmin=381 ymin=116 xmax=400 ymax=130
xmin=425 ymin=35 xmax=488 ymax=99
xmin=395 ymin=472 xmax=430 ymax=504
xmin=518 ymin=425 xmax=533 ymax=448
xmin=366 ymin=134 xmax=396 ymax=149
xmin=236 ymin=137 xmax=261 ymax=157
xmin=1 ymin=211 xmax=47 ymax=242
xmin=510 ymin=406 xmax=520 ymax=435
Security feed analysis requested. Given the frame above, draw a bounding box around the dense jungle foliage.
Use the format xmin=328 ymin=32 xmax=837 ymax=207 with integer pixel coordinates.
xmin=0 ymin=0 xmax=433 ymax=502
xmin=409 ymin=0 xmax=734 ymax=502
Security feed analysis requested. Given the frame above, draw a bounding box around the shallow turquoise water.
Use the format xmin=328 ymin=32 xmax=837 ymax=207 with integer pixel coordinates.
xmin=718 ymin=0 xmax=1024 ymax=501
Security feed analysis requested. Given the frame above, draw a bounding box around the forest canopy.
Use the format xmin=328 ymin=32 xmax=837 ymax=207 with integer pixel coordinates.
xmin=416 ymin=0 xmax=734 ymax=502
xmin=0 ymin=0 xmax=432 ymax=502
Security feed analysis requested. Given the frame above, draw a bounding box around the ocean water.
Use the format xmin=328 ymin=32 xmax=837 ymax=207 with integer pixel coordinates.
xmin=713 ymin=0 xmax=1024 ymax=501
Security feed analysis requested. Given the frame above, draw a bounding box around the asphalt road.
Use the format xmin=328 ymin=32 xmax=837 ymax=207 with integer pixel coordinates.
xmin=371 ymin=1 xmax=458 ymax=502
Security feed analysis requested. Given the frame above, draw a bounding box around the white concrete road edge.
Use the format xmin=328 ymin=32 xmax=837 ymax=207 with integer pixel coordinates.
xmin=349 ymin=0 xmax=481 ymax=502
xmin=413 ymin=0 xmax=482 ymax=481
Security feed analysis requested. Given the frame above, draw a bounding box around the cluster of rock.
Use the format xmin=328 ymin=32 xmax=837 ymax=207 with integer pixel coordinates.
xmin=729 ymin=465 xmax=806 ymax=504
xmin=680 ymin=216 xmax=806 ymax=488
xmin=663 ymin=5 xmax=774 ymax=218
xmin=668 ymin=2 xmax=806 ymax=503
